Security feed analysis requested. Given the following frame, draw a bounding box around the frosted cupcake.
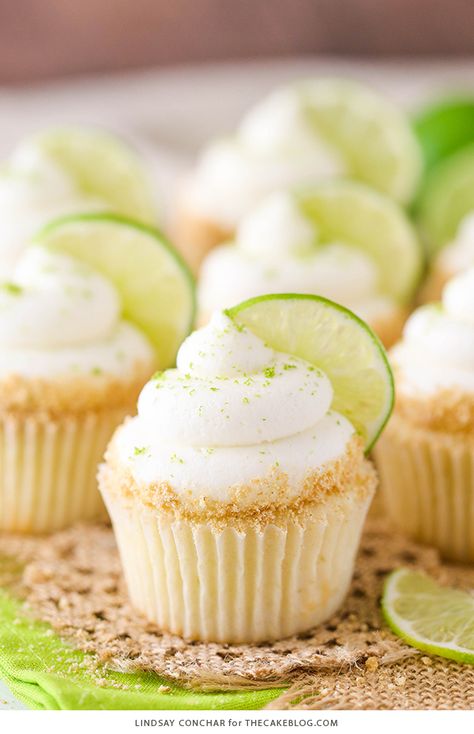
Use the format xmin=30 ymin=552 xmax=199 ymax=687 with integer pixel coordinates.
xmin=0 ymin=214 xmax=194 ymax=533
xmin=100 ymin=294 xmax=393 ymax=643
xmin=375 ymin=267 xmax=474 ymax=561
xmin=417 ymin=143 xmax=474 ymax=302
xmin=173 ymin=78 xmax=422 ymax=271
xmin=199 ymin=184 xmax=422 ymax=348
xmin=0 ymin=126 xmax=157 ymax=277
xmin=421 ymin=213 xmax=474 ymax=302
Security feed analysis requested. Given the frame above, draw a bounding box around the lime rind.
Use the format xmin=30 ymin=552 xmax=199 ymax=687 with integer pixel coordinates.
xmin=414 ymin=96 xmax=474 ymax=173
xmin=417 ymin=143 xmax=474 ymax=257
xmin=382 ymin=569 xmax=474 ymax=665
xmin=298 ymin=78 xmax=423 ymax=205
xmin=296 ymin=181 xmax=424 ymax=304
xmin=17 ymin=127 xmax=158 ymax=225
xmin=35 ymin=212 xmax=195 ymax=369
xmin=227 ymin=293 xmax=394 ymax=452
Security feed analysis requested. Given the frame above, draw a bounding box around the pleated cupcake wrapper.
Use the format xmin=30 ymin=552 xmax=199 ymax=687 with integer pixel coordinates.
xmin=103 ymin=488 xmax=372 ymax=643
xmin=0 ymin=409 xmax=128 ymax=534
xmin=375 ymin=419 xmax=474 ymax=562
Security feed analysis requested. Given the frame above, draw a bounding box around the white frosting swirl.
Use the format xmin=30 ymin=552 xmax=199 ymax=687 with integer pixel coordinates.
xmin=116 ymin=311 xmax=354 ymax=501
xmin=392 ymin=267 xmax=474 ymax=394
xmin=0 ymin=147 xmax=104 ymax=278
xmin=198 ymin=192 xmax=395 ymax=325
xmin=0 ymin=247 xmax=154 ymax=379
xmin=186 ymin=88 xmax=344 ymax=228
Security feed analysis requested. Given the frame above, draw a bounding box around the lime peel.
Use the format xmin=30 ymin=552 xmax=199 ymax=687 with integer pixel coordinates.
xmin=227 ymin=293 xmax=394 ymax=452
xmin=383 ymin=568 xmax=474 ymax=665
xmin=296 ymin=181 xmax=423 ymax=304
xmin=35 ymin=213 xmax=195 ymax=369
xmin=16 ymin=127 xmax=158 ymax=225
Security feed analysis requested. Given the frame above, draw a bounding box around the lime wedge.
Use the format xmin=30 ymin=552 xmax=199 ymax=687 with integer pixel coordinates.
xmin=417 ymin=144 xmax=474 ymax=256
xmin=297 ymin=181 xmax=423 ymax=304
xmin=35 ymin=213 xmax=195 ymax=368
xmin=299 ymin=78 xmax=422 ymax=205
xmin=414 ymin=97 xmax=474 ymax=172
xmin=15 ymin=127 xmax=158 ymax=224
xmin=227 ymin=294 xmax=394 ymax=451
xmin=383 ymin=569 xmax=474 ymax=664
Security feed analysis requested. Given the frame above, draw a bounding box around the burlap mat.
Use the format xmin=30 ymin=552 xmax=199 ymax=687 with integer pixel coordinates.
xmin=1 ymin=519 xmax=473 ymax=710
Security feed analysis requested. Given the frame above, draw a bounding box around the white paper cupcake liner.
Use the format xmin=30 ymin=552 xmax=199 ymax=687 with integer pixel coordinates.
xmin=375 ymin=417 xmax=474 ymax=562
xmin=102 ymin=488 xmax=372 ymax=643
xmin=0 ymin=409 xmax=128 ymax=533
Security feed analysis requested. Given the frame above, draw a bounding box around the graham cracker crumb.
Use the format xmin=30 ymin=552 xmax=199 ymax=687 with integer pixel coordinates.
xmin=365 ymin=657 xmax=379 ymax=672
xmin=100 ymin=434 xmax=376 ymax=530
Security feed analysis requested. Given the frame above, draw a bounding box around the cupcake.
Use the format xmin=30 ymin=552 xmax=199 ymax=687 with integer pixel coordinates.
xmin=421 ymin=213 xmax=474 ymax=302
xmin=100 ymin=294 xmax=393 ymax=643
xmin=173 ymin=78 xmax=421 ymax=271
xmin=0 ymin=214 xmax=194 ymax=533
xmin=0 ymin=126 xmax=157 ymax=277
xmin=375 ymin=267 xmax=474 ymax=562
xmin=198 ymin=184 xmax=422 ymax=348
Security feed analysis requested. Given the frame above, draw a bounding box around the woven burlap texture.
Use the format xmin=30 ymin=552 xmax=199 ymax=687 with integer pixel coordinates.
xmin=1 ymin=518 xmax=473 ymax=710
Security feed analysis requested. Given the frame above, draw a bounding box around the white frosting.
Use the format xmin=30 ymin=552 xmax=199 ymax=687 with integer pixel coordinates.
xmin=0 ymin=247 xmax=154 ymax=379
xmin=186 ymin=88 xmax=344 ymax=228
xmin=0 ymin=147 xmax=104 ymax=278
xmin=436 ymin=212 xmax=474 ymax=275
xmin=117 ymin=311 xmax=354 ymax=501
xmin=392 ymin=267 xmax=474 ymax=395
xmin=198 ymin=192 xmax=396 ymax=325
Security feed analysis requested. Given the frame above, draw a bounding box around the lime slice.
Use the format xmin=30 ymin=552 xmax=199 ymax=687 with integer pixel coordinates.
xmin=15 ymin=127 xmax=157 ymax=224
xmin=227 ymin=294 xmax=394 ymax=451
xmin=299 ymin=78 xmax=422 ymax=205
xmin=414 ymin=97 xmax=474 ymax=172
xmin=297 ymin=181 xmax=423 ymax=304
xmin=35 ymin=213 xmax=195 ymax=368
xmin=417 ymin=144 xmax=474 ymax=256
xmin=383 ymin=569 xmax=474 ymax=664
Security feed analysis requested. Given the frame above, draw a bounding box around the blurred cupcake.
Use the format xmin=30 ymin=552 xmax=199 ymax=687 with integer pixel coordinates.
xmin=100 ymin=293 xmax=394 ymax=643
xmin=421 ymin=213 xmax=474 ymax=302
xmin=199 ymin=183 xmax=422 ymax=348
xmin=0 ymin=126 xmax=157 ymax=278
xmin=0 ymin=215 xmax=194 ymax=534
xmin=375 ymin=267 xmax=474 ymax=562
xmin=173 ymin=78 xmax=421 ymax=271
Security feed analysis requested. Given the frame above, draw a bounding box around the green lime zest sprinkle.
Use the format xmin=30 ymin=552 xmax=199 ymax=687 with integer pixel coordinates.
xmin=170 ymin=453 xmax=185 ymax=464
xmin=263 ymin=366 xmax=275 ymax=379
xmin=242 ymin=396 xmax=250 ymax=404
xmin=91 ymin=366 xmax=103 ymax=376
xmin=133 ymin=446 xmax=148 ymax=456
xmin=1 ymin=282 xmax=22 ymax=296
xmin=283 ymin=363 xmax=297 ymax=370
xmin=200 ymin=447 xmax=215 ymax=456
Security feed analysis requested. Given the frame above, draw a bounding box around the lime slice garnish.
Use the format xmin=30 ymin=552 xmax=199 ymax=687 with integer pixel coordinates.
xmin=383 ymin=569 xmax=474 ymax=664
xmin=299 ymin=78 xmax=422 ymax=205
xmin=414 ymin=96 xmax=474 ymax=173
xmin=227 ymin=293 xmax=394 ymax=451
xmin=297 ymin=181 xmax=423 ymax=304
xmin=35 ymin=213 xmax=195 ymax=368
xmin=417 ymin=143 xmax=474 ymax=257
xmin=15 ymin=127 xmax=158 ymax=224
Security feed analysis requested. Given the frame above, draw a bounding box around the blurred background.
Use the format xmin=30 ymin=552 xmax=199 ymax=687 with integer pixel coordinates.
xmin=0 ymin=1 xmax=473 ymax=206
xmin=1 ymin=0 xmax=474 ymax=84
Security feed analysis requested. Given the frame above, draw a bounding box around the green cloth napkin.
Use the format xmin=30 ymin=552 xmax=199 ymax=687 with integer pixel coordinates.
xmin=0 ymin=592 xmax=282 ymax=710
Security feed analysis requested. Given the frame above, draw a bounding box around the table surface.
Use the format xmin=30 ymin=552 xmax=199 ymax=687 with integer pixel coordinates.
xmin=1 ymin=56 xmax=474 ymax=710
